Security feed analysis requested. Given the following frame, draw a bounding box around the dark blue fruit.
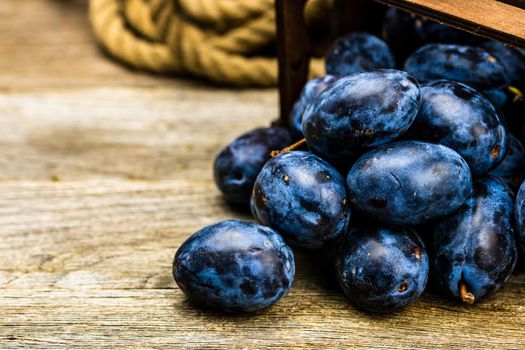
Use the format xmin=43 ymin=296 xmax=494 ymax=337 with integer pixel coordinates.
xmin=404 ymin=44 xmax=510 ymax=106
xmin=251 ymin=151 xmax=350 ymax=249
xmin=173 ymin=220 xmax=295 ymax=312
xmin=347 ymin=141 xmax=472 ymax=226
xmin=302 ymin=69 xmax=420 ymax=163
xmin=404 ymin=80 xmax=507 ymax=175
xmin=514 ymin=180 xmax=525 ymax=254
xmin=481 ymin=41 xmax=525 ymax=88
xmin=214 ymin=127 xmax=292 ymax=204
xmin=489 ymin=134 xmax=525 ymax=192
xmin=433 ymin=177 xmax=517 ymax=304
xmin=335 ymin=226 xmax=429 ymax=313
xmin=325 ymin=32 xmax=395 ymax=76
xmin=289 ymin=75 xmax=339 ymax=138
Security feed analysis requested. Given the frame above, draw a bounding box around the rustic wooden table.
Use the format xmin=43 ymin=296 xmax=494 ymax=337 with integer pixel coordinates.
xmin=1 ymin=1 xmax=524 ymax=349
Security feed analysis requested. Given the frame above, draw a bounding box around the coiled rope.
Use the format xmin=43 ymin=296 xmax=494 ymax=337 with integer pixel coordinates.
xmin=89 ymin=0 xmax=329 ymax=86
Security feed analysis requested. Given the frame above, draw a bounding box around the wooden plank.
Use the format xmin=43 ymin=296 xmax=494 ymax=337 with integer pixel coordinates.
xmin=332 ymin=0 xmax=369 ymax=38
xmin=275 ymin=0 xmax=310 ymax=126
xmin=1 ymin=179 xmax=524 ymax=349
xmin=0 ymin=0 xmax=183 ymax=89
xmin=332 ymin=0 xmax=385 ymax=38
xmin=375 ymin=0 xmax=525 ymax=48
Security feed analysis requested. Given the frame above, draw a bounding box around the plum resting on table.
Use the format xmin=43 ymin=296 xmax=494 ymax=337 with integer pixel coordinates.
xmin=432 ymin=177 xmax=517 ymax=304
xmin=346 ymin=141 xmax=473 ymax=226
xmin=213 ymin=127 xmax=291 ymax=205
xmin=302 ymin=69 xmax=421 ymax=164
xmin=404 ymin=80 xmax=507 ymax=175
xmin=251 ymin=150 xmax=350 ymax=249
xmin=173 ymin=220 xmax=295 ymax=312
xmin=335 ymin=225 xmax=429 ymax=313
xmin=325 ymin=32 xmax=395 ymax=76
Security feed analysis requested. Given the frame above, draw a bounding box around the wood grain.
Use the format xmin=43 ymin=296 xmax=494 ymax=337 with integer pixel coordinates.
xmin=375 ymin=0 xmax=525 ymax=48
xmin=1 ymin=1 xmax=525 ymax=349
xmin=275 ymin=0 xmax=310 ymax=125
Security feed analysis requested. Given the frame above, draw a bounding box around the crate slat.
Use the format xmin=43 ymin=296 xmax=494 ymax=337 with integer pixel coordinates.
xmin=375 ymin=0 xmax=525 ymax=47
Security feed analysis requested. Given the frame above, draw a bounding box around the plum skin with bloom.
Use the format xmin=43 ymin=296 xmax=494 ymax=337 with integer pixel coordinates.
xmin=251 ymin=150 xmax=350 ymax=249
xmin=335 ymin=225 xmax=429 ymax=313
xmin=173 ymin=220 xmax=295 ymax=312
xmin=346 ymin=141 xmax=473 ymax=226
xmin=433 ymin=177 xmax=517 ymax=303
xmin=302 ymin=69 xmax=421 ymax=164
xmin=404 ymin=80 xmax=507 ymax=175
xmin=325 ymin=32 xmax=395 ymax=76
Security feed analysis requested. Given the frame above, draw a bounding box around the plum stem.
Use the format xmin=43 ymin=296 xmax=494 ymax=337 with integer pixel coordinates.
xmin=508 ymin=86 xmax=524 ymax=103
xmin=459 ymin=281 xmax=475 ymax=304
xmin=271 ymin=138 xmax=307 ymax=157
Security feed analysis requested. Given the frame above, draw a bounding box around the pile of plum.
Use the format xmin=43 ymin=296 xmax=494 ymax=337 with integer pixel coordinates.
xmin=173 ymin=8 xmax=525 ymax=313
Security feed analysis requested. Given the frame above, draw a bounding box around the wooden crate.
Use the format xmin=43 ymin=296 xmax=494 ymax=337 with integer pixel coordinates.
xmin=275 ymin=0 xmax=525 ymax=122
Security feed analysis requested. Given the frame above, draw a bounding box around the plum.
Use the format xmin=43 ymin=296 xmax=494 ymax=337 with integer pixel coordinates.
xmin=346 ymin=141 xmax=472 ymax=226
xmin=251 ymin=151 xmax=350 ymax=249
xmin=173 ymin=220 xmax=295 ymax=312
xmin=302 ymin=69 xmax=420 ymax=164
xmin=433 ymin=177 xmax=517 ymax=304
xmin=214 ymin=127 xmax=292 ymax=204
xmin=404 ymin=80 xmax=507 ymax=175
xmin=325 ymin=32 xmax=395 ymax=76
xmin=335 ymin=225 xmax=429 ymax=312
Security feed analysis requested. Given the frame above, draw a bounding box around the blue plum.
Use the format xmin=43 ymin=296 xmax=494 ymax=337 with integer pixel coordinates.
xmin=302 ymin=69 xmax=420 ymax=163
xmin=515 ymin=180 xmax=525 ymax=254
xmin=173 ymin=220 xmax=295 ymax=312
xmin=251 ymin=151 xmax=350 ymax=249
xmin=481 ymin=41 xmax=525 ymax=88
xmin=489 ymin=134 xmax=525 ymax=192
xmin=335 ymin=225 xmax=429 ymax=313
xmin=347 ymin=141 xmax=473 ymax=226
xmin=214 ymin=127 xmax=292 ymax=204
xmin=404 ymin=80 xmax=507 ymax=175
xmin=325 ymin=32 xmax=395 ymax=76
xmin=404 ymin=44 xmax=510 ymax=107
xmin=433 ymin=177 xmax=517 ymax=304
xmin=289 ymin=75 xmax=339 ymax=138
